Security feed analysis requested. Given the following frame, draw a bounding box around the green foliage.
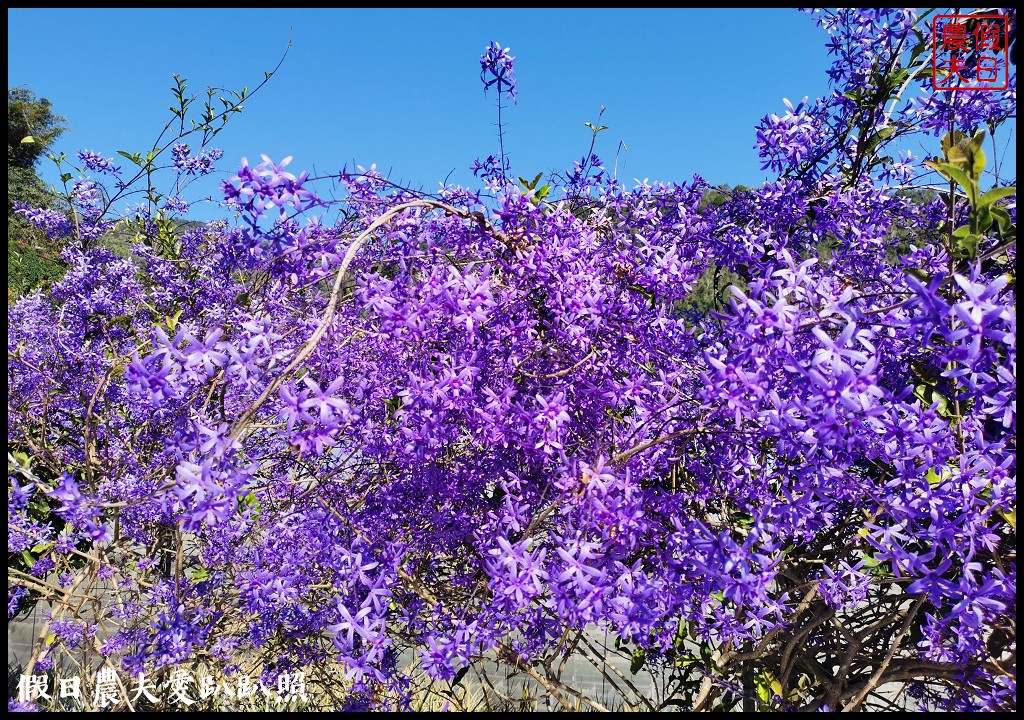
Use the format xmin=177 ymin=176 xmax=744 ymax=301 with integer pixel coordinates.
xmin=754 ymin=669 xmax=784 ymax=706
xmin=698 ymin=184 xmax=749 ymax=213
xmin=675 ymin=263 xmax=747 ymax=317
xmin=8 ymin=87 xmax=66 ymax=171
xmin=518 ymin=171 xmax=553 ymax=206
xmin=924 ymin=130 xmax=1016 ymax=261
xmin=7 ymin=228 xmax=66 ymax=299
xmin=8 ymin=89 xmax=69 ymax=298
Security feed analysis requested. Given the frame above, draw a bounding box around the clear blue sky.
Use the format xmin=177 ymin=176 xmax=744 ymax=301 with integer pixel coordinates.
xmin=7 ymin=8 xmax=1016 ymax=221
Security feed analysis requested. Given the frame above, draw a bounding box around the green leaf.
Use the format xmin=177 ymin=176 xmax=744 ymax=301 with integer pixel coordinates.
xmin=108 ymin=314 xmax=135 ymax=331
xmin=937 ymin=163 xmax=974 ymax=195
xmin=864 ymin=126 xmax=896 ymax=156
xmin=978 ymin=186 xmax=1016 ymax=210
xmin=238 ymin=491 xmax=261 ymax=520
xmin=940 ymin=130 xmax=986 ymax=178
xmin=990 ymin=206 xmax=1012 ymax=232
xmin=969 ymin=146 xmax=986 ymax=179
xmin=755 ymin=670 xmax=783 ymax=704
xmin=953 ymin=233 xmax=982 ymax=261
xmin=926 ymin=466 xmax=951 ymax=487
xmin=451 ymin=665 xmax=469 ymax=687
xmin=908 ymin=41 xmax=928 ymax=66
xmin=914 ymin=383 xmax=950 ymax=416
xmin=20 ymin=135 xmax=35 ymax=144
xmin=673 ymin=621 xmax=688 ymax=650
xmin=888 ymin=67 xmax=909 ymax=88
xmin=163 ymin=309 xmax=184 ymax=331
xmin=940 ymin=130 xmax=967 ymax=157
xmin=974 ymin=206 xmax=993 ymax=234
xmin=999 ymin=508 xmax=1015 ymax=530
xmin=384 ymin=394 xmax=404 ymax=421
xmin=925 ymin=162 xmax=973 ymax=196
xmin=630 ymin=649 xmax=646 ymax=675
xmin=518 ymin=173 xmax=543 ymax=194
xmin=117 ymin=150 xmax=144 ymax=166
xmin=968 ymin=129 xmax=987 ymax=152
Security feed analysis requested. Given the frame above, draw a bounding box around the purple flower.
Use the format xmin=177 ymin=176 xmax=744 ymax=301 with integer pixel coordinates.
xmin=755 ymin=97 xmax=827 ymax=174
xmin=50 ymin=619 xmax=85 ymax=648
xmin=4 ymin=13 xmax=1017 ymax=711
xmin=12 ymin=202 xmax=74 ymax=239
xmin=77 ymin=149 xmax=121 ymax=176
xmin=8 ymin=586 xmax=28 ymax=617
xmin=480 ymin=41 xmax=517 ymax=103
xmin=8 ymin=699 xmax=39 ymax=712
xmin=163 ymin=196 xmax=190 ymax=214
xmin=171 ymin=143 xmax=224 ymax=176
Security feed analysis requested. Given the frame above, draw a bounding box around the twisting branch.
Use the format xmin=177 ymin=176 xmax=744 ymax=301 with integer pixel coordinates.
xmin=228 ymin=199 xmax=510 ymax=442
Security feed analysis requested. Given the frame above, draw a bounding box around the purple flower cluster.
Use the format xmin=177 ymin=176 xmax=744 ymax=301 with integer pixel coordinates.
xmin=163 ymin=195 xmax=190 ymax=214
xmin=47 ymin=472 xmax=112 ymax=543
xmin=8 ymin=585 xmax=28 ymax=617
xmin=480 ymin=41 xmax=517 ymax=103
xmin=470 ymin=154 xmax=509 ymax=191
xmin=77 ymin=149 xmax=121 ymax=176
xmin=755 ymin=97 xmax=827 ymax=174
xmin=170 ymin=142 xmax=223 ymax=175
xmin=6 ymin=21 xmax=1016 ymax=713
xmin=221 ymin=155 xmax=321 ymax=239
xmin=12 ymin=202 xmax=74 ymax=239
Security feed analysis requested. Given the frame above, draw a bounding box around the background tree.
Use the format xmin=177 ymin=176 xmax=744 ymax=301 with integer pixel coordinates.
xmin=8 ymin=87 xmax=68 ymax=297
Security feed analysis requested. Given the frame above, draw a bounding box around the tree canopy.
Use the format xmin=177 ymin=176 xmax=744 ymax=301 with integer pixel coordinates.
xmin=8 ymin=88 xmax=69 ymax=296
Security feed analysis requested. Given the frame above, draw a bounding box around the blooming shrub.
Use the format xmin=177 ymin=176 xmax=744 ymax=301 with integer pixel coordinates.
xmin=7 ymin=8 xmax=1016 ymax=712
